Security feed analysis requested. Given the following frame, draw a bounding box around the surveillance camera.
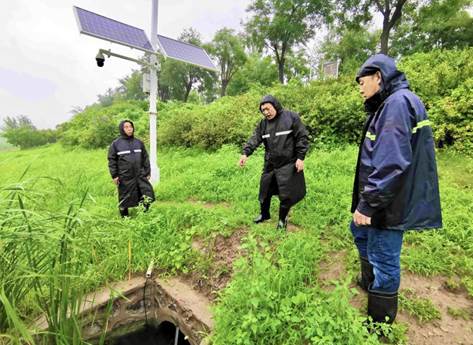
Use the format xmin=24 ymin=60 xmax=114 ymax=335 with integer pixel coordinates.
xmin=96 ymin=51 xmax=105 ymax=67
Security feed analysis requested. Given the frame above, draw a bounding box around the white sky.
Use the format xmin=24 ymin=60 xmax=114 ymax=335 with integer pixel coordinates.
xmin=0 ymin=0 xmax=252 ymax=129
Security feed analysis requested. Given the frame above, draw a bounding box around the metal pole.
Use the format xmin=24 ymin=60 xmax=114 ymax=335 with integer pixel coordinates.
xmin=149 ymin=0 xmax=159 ymax=183
xmin=174 ymin=326 xmax=179 ymax=345
xmin=99 ymin=49 xmax=151 ymax=66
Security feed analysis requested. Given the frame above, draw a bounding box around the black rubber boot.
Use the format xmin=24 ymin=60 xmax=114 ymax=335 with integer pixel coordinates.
xmin=254 ymin=214 xmax=270 ymax=223
xmin=357 ymin=256 xmax=374 ymax=292
xmin=367 ymin=289 xmax=398 ymax=324
xmin=276 ymin=205 xmax=290 ymax=230
xmin=276 ymin=218 xmax=287 ymax=230
xmin=254 ymin=199 xmax=271 ymax=223
xmin=119 ymin=207 xmax=129 ymax=218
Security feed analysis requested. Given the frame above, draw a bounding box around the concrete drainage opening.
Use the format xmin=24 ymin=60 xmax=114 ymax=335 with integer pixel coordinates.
xmin=83 ymin=276 xmax=213 ymax=345
xmin=34 ymin=276 xmax=213 ymax=345
xmin=111 ymin=321 xmax=191 ymax=345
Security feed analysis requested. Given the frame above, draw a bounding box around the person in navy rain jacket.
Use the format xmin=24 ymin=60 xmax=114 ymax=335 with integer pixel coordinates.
xmin=351 ymin=54 xmax=442 ymax=325
xmin=108 ymin=120 xmax=155 ymax=217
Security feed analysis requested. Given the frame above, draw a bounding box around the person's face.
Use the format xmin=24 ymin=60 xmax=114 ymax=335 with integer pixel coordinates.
xmin=123 ymin=122 xmax=134 ymax=137
xmin=358 ymin=72 xmax=382 ymax=100
xmin=260 ymin=103 xmax=277 ymax=120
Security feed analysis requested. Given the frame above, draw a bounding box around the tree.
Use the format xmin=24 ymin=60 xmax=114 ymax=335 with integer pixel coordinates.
xmin=116 ymin=70 xmax=147 ymax=101
xmin=159 ymin=28 xmax=216 ymax=102
xmin=376 ymin=0 xmax=408 ymax=54
xmin=227 ymin=54 xmax=279 ymax=95
xmin=97 ymin=88 xmax=117 ymax=107
xmin=1 ymin=115 xmax=56 ymax=149
xmin=285 ymin=49 xmax=311 ymax=82
xmin=320 ymin=27 xmax=379 ymax=74
xmin=332 ymin=0 xmax=409 ymax=55
xmin=209 ymin=28 xmax=247 ymax=96
xmin=245 ymin=0 xmax=331 ymax=83
xmin=1 ymin=115 xmax=34 ymax=130
xmin=69 ymin=106 xmax=85 ymax=115
xmin=391 ymin=0 xmax=473 ymax=56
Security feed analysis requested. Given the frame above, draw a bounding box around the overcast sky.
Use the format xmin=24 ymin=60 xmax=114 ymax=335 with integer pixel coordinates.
xmin=0 ymin=0 xmax=252 ymax=129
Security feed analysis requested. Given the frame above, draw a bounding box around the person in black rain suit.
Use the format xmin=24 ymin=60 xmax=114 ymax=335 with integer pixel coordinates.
xmin=108 ymin=120 xmax=155 ymax=217
xmin=239 ymin=95 xmax=309 ymax=230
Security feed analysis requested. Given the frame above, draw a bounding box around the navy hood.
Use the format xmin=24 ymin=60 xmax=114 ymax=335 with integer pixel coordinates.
xmin=119 ymin=120 xmax=134 ymax=138
xmin=259 ymin=95 xmax=283 ymax=115
xmin=356 ymin=54 xmax=409 ymax=96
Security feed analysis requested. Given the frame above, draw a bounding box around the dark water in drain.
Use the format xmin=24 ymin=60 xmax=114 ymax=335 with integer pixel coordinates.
xmin=113 ymin=322 xmax=191 ymax=345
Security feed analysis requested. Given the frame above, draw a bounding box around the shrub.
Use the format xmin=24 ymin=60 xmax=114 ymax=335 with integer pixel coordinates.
xmin=158 ymin=48 xmax=473 ymax=152
xmin=59 ymin=48 xmax=473 ymax=153
xmin=159 ymin=91 xmax=261 ymax=150
xmin=1 ymin=127 xmax=57 ymax=150
xmin=58 ymin=101 xmax=149 ymax=149
xmin=429 ymin=78 xmax=473 ymax=152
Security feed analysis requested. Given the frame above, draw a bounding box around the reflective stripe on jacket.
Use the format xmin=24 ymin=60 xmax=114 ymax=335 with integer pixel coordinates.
xmin=243 ymin=95 xmax=309 ymax=206
xmin=352 ymin=55 xmax=442 ymax=230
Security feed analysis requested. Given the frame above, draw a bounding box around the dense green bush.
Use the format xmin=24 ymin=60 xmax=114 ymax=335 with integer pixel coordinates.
xmin=268 ymin=78 xmax=365 ymax=145
xmin=399 ymin=49 xmax=473 ymax=152
xmin=159 ymin=90 xmax=262 ymax=149
xmin=1 ymin=127 xmax=57 ymax=149
xmin=428 ymin=78 xmax=473 ymax=152
xmin=398 ymin=49 xmax=473 ymax=102
xmin=60 ymin=48 xmax=473 ymax=152
xmin=158 ymin=78 xmax=365 ymax=150
xmin=158 ymin=48 xmax=472 ymax=151
xmin=1 ymin=115 xmax=57 ymax=149
xmin=58 ymin=101 xmax=149 ymax=148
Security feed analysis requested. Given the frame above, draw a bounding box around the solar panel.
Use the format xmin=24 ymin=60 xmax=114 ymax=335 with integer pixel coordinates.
xmin=73 ymin=6 xmax=154 ymax=53
xmin=157 ymin=35 xmax=217 ymax=71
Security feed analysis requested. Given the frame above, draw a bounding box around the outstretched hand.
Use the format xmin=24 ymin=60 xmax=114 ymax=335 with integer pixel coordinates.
xmin=238 ymin=154 xmax=248 ymax=167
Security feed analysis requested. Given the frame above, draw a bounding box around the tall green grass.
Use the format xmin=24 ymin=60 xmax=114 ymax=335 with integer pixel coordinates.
xmin=0 ymin=172 xmax=103 ymax=344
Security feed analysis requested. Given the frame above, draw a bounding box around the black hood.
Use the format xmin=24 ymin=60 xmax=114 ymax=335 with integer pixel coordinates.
xmin=119 ymin=120 xmax=134 ymax=138
xmin=259 ymin=95 xmax=283 ymax=115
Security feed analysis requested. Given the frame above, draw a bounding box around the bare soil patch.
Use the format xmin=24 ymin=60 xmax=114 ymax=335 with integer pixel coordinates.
xmin=188 ymin=228 xmax=247 ymax=300
xmin=318 ymin=252 xmax=473 ymax=344
xmin=187 ymin=197 xmax=231 ymax=209
xmin=397 ymin=273 xmax=473 ymax=345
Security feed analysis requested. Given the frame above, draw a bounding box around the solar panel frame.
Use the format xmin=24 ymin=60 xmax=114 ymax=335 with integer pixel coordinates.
xmin=73 ymin=6 xmax=155 ymax=53
xmin=157 ymin=34 xmax=217 ymax=71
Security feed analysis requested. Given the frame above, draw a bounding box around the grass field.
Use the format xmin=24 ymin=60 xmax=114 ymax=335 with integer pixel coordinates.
xmin=0 ymin=144 xmax=472 ymax=344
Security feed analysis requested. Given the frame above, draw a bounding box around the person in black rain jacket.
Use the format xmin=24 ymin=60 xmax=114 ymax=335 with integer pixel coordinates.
xmin=108 ymin=120 xmax=155 ymax=217
xmin=239 ymin=95 xmax=309 ymax=230
xmin=351 ymin=54 xmax=442 ymax=327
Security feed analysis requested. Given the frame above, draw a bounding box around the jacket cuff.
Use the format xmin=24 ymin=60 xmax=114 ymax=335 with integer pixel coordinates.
xmin=357 ymin=199 xmax=377 ymax=217
xmin=242 ymin=149 xmax=251 ymax=156
xmin=296 ymin=153 xmax=305 ymax=160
